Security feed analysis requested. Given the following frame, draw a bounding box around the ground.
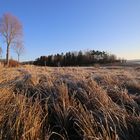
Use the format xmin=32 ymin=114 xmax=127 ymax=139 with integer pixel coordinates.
xmin=0 ymin=65 xmax=140 ymax=140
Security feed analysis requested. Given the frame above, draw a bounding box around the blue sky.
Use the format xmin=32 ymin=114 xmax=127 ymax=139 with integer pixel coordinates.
xmin=0 ymin=0 xmax=140 ymax=61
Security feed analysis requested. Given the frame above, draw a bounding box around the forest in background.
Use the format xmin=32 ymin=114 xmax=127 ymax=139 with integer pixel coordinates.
xmin=33 ymin=50 xmax=124 ymax=66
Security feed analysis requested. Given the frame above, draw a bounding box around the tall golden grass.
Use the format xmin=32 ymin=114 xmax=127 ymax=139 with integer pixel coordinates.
xmin=0 ymin=65 xmax=140 ymax=140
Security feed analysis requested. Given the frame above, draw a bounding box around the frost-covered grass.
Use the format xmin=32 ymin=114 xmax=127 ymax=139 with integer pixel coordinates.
xmin=0 ymin=65 xmax=140 ymax=140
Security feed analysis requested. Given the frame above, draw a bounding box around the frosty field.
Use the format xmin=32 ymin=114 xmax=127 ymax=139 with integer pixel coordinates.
xmin=0 ymin=65 xmax=140 ymax=140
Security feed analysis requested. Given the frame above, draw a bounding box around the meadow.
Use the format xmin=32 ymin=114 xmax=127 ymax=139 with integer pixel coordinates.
xmin=0 ymin=65 xmax=140 ymax=140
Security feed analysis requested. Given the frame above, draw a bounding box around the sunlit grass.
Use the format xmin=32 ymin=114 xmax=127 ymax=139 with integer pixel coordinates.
xmin=0 ymin=65 xmax=140 ymax=140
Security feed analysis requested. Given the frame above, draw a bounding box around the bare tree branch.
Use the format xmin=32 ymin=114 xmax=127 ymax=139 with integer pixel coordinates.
xmin=13 ymin=41 xmax=24 ymax=62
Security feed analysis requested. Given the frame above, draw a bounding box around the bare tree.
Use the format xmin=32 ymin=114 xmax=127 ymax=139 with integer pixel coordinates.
xmin=0 ymin=47 xmax=2 ymax=58
xmin=13 ymin=41 xmax=24 ymax=62
xmin=0 ymin=13 xmax=23 ymax=66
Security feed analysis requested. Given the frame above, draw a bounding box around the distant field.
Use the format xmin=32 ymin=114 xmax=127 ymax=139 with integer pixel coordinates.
xmin=0 ymin=65 xmax=140 ymax=140
xmin=127 ymin=60 xmax=140 ymax=65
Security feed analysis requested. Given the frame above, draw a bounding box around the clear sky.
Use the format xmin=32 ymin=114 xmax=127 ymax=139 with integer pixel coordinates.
xmin=0 ymin=0 xmax=140 ymax=61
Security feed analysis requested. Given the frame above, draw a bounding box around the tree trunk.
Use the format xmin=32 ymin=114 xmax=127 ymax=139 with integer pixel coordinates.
xmin=6 ymin=44 xmax=10 ymax=66
xmin=18 ymin=54 xmax=19 ymax=62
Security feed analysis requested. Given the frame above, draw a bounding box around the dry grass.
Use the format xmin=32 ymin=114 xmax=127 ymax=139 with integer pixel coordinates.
xmin=0 ymin=65 xmax=140 ymax=140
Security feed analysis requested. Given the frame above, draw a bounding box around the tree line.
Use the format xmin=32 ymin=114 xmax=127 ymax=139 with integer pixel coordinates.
xmin=34 ymin=50 xmax=121 ymax=66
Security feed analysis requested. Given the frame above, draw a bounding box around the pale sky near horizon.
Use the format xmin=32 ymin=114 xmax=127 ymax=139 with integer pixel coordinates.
xmin=0 ymin=0 xmax=140 ymax=61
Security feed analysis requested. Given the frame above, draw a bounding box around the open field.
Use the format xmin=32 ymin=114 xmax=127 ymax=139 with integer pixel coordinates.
xmin=0 ymin=65 xmax=140 ymax=140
